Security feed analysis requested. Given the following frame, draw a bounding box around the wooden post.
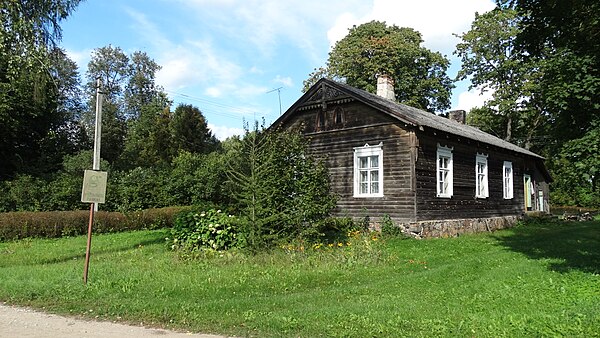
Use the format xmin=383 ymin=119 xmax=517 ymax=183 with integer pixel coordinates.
xmin=83 ymin=203 xmax=94 ymax=284
xmin=83 ymin=78 xmax=103 ymax=284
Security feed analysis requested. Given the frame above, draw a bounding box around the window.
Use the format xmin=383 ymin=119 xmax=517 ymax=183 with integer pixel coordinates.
xmin=354 ymin=143 xmax=383 ymax=197
xmin=316 ymin=111 xmax=326 ymax=131
xmin=503 ymin=161 xmax=514 ymax=199
xmin=333 ymin=107 xmax=345 ymax=125
xmin=475 ymin=154 xmax=488 ymax=198
xmin=436 ymin=145 xmax=453 ymax=198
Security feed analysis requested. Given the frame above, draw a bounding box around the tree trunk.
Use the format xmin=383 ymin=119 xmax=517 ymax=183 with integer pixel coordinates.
xmin=505 ymin=115 xmax=512 ymax=142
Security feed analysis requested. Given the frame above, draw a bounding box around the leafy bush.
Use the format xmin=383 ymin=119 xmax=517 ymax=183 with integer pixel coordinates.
xmin=170 ymin=209 xmax=238 ymax=252
xmin=302 ymin=217 xmax=360 ymax=243
xmin=380 ymin=214 xmax=409 ymax=238
xmin=110 ymin=166 xmax=173 ymax=211
xmin=167 ymin=151 xmax=228 ymax=206
xmin=0 ymin=207 xmax=188 ymax=241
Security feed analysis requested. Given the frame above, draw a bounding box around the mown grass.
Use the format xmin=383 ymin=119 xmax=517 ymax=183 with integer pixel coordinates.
xmin=0 ymin=218 xmax=599 ymax=337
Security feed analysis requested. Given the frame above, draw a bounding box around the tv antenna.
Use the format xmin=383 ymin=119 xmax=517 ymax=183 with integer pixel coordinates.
xmin=267 ymin=87 xmax=283 ymax=115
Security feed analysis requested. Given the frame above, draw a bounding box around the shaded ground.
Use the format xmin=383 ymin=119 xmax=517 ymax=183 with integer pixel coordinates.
xmin=0 ymin=303 xmax=230 ymax=338
xmin=495 ymin=218 xmax=600 ymax=273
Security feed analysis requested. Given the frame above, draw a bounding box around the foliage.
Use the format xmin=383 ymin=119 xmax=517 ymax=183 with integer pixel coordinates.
xmin=0 ymin=146 xmax=231 ymax=213
xmin=167 ymin=151 xmax=228 ymax=206
xmin=124 ymin=51 xmax=163 ymax=119
xmin=1 ymin=3 xmax=86 ymax=179
xmin=0 ymin=206 xmax=188 ymax=242
xmin=227 ymin=123 xmax=336 ymax=250
xmin=496 ymin=0 xmax=600 ymax=146
xmin=170 ymin=209 xmax=238 ymax=253
xmin=0 ymin=219 xmax=599 ymax=337
xmin=549 ymin=124 xmax=600 ymax=208
xmin=170 ymin=104 xmax=220 ymax=155
xmin=109 ymin=166 xmax=172 ymax=212
xmin=119 ymin=96 xmax=173 ymax=168
xmin=380 ymin=214 xmax=408 ymax=239
xmin=304 ymin=21 xmax=453 ymax=113
xmin=303 ymin=217 xmax=360 ymax=244
xmin=455 ymin=8 xmax=550 ymax=149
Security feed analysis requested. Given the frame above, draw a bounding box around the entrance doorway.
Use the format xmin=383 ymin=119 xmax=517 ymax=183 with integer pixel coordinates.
xmin=524 ymin=174 xmax=533 ymax=211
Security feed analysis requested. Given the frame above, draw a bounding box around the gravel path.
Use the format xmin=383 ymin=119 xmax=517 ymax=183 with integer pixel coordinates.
xmin=0 ymin=303 xmax=230 ymax=338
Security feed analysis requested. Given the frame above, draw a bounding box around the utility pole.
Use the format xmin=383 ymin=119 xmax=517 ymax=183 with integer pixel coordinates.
xmin=267 ymin=87 xmax=283 ymax=115
xmin=83 ymin=78 xmax=103 ymax=285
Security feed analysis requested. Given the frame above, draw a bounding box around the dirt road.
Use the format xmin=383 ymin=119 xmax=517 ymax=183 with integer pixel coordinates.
xmin=0 ymin=303 xmax=230 ymax=338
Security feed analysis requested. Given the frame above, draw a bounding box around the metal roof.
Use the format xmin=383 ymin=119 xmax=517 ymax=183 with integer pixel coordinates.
xmin=325 ymin=79 xmax=544 ymax=159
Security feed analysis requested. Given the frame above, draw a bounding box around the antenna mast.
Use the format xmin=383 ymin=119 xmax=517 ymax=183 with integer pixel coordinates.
xmin=267 ymin=87 xmax=283 ymax=115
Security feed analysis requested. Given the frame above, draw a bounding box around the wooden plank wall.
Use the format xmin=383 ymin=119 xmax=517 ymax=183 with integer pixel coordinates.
xmin=280 ymin=101 xmax=417 ymax=222
xmin=415 ymin=131 xmax=527 ymax=220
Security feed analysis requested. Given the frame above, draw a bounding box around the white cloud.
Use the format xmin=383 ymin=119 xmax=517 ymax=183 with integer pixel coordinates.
xmin=274 ymin=75 xmax=293 ymax=87
xmin=208 ymin=123 xmax=244 ymax=140
xmin=65 ymin=48 xmax=92 ymax=73
xmin=177 ymin=0 xmax=370 ymax=63
xmin=327 ymin=0 xmax=496 ymax=55
xmin=249 ymin=66 xmax=263 ymax=74
xmin=455 ymin=87 xmax=494 ymax=111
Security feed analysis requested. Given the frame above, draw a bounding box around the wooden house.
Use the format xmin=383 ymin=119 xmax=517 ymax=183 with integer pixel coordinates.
xmin=272 ymin=77 xmax=552 ymax=237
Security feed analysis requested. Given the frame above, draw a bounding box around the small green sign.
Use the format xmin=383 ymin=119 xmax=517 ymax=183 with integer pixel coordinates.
xmin=81 ymin=170 xmax=108 ymax=204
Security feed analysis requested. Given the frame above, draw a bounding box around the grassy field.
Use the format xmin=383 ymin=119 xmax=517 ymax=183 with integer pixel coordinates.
xmin=0 ymin=218 xmax=598 ymax=337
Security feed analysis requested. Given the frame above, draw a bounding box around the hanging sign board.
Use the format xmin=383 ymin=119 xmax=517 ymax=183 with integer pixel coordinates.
xmin=81 ymin=170 xmax=108 ymax=204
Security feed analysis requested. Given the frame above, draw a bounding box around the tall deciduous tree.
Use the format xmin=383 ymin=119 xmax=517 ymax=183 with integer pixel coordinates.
xmin=304 ymin=21 xmax=453 ymax=113
xmin=84 ymin=46 xmax=130 ymax=165
xmin=497 ymin=0 xmax=600 ymax=144
xmin=120 ymin=94 xmax=173 ymax=168
xmin=124 ymin=51 xmax=162 ymax=119
xmin=170 ymin=104 xmax=220 ymax=155
xmin=0 ymin=0 xmax=84 ymax=179
xmin=455 ymin=8 xmax=549 ymax=148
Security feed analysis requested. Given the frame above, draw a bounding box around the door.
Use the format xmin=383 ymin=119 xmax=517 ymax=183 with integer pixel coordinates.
xmin=524 ymin=174 xmax=533 ymax=211
xmin=538 ymin=190 xmax=545 ymax=212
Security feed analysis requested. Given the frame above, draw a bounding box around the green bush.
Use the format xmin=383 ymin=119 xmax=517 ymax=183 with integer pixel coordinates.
xmin=0 ymin=206 xmax=188 ymax=241
xmin=302 ymin=217 xmax=360 ymax=243
xmin=170 ymin=209 xmax=238 ymax=252
xmin=380 ymin=214 xmax=409 ymax=239
xmin=167 ymin=151 xmax=227 ymax=206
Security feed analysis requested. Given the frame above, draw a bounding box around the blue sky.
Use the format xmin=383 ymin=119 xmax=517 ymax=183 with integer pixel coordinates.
xmin=60 ymin=0 xmax=496 ymax=140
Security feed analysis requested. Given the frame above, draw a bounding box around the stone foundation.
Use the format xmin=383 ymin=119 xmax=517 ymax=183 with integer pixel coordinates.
xmin=400 ymin=215 xmax=522 ymax=238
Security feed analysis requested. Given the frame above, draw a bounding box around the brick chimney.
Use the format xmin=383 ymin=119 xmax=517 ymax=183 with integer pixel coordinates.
xmin=376 ymin=74 xmax=395 ymax=101
xmin=448 ymin=110 xmax=466 ymax=124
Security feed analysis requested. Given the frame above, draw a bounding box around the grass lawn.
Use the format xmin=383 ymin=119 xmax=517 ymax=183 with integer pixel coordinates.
xmin=0 ymin=218 xmax=599 ymax=337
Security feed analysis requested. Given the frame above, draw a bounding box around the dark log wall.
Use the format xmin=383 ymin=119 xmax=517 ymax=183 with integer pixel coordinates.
xmin=415 ymin=131 xmax=527 ymax=220
xmin=277 ymin=82 xmax=551 ymax=223
xmin=278 ymin=100 xmax=417 ymax=222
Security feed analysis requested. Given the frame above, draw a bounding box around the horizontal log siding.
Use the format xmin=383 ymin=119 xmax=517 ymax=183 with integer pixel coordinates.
xmin=280 ymin=102 xmax=416 ymax=222
xmin=415 ymin=132 xmax=526 ymax=220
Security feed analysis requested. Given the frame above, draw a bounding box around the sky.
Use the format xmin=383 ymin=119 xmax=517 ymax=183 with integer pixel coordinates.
xmin=60 ymin=0 xmax=497 ymax=140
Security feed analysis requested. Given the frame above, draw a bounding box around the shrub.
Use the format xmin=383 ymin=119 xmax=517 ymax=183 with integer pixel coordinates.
xmin=302 ymin=217 xmax=360 ymax=243
xmin=0 ymin=206 xmax=188 ymax=241
xmin=110 ymin=166 xmax=173 ymax=212
xmin=380 ymin=214 xmax=409 ymax=239
xmin=170 ymin=209 xmax=238 ymax=252
xmin=168 ymin=151 xmax=228 ymax=206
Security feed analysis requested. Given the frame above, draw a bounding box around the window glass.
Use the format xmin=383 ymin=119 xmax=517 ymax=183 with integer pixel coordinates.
xmin=437 ymin=145 xmax=453 ymax=198
xmin=503 ymin=161 xmax=513 ymax=199
xmin=476 ymin=155 xmax=488 ymax=198
xmin=354 ymin=144 xmax=383 ymax=197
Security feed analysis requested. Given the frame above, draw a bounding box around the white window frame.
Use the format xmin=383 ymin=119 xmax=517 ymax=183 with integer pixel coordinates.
xmin=436 ymin=145 xmax=453 ymax=198
xmin=475 ymin=154 xmax=489 ymax=198
xmin=503 ymin=161 xmax=514 ymax=199
xmin=353 ymin=143 xmax=384 ymax=198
